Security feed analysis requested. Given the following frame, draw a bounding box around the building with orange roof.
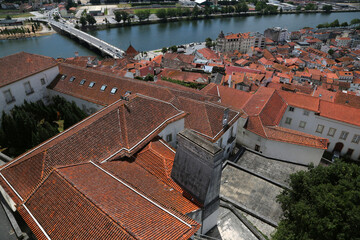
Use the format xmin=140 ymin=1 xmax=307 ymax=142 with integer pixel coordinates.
xmin=0 ymin=52 xmax=59 ymax=120
xmin=216 ymin=31 xmax=264 ymax=54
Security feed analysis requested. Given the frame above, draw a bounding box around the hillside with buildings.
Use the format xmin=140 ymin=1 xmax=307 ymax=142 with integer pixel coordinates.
xmin=0 ymin=23 xmax=359 ymax=239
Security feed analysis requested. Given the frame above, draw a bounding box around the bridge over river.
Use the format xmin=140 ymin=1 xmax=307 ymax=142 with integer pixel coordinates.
xmin=48 ymin=20 xmax=125 ymax=58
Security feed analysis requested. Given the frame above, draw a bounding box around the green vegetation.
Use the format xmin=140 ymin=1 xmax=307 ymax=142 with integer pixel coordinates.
xmin=114 ymin=10 xmax=130 ymax=24
xmin=304 ymin=3 xmax=317 ymax=11
xmin=317 ymin=18 xmax=351 ymax=28
xmin=205 ymin=37 xmax=215 ymax=48
xmin=255 ymin=1 xmax=278 ymax=14
xmin=0 ymin=96 xmax=87 ymax=157
xmin=0 ymin=12 xmax=34 ymax=19
xmin=161 ymin=77 xmax=206 ymax=89
xmin=161 ymin=47 xmax=168 ymax=53
xmin=135 ymin=9 xmax=150 ymax=22
xmin=273 ymin=160 xmax=360 ymax=240
xmin=86 ymin=14 xmax=96 ymax=25
xmin=169 ymin=45 xmax=178 ymax=52
xmin=322 ymin=5 xmax=333 ymax=13
xmin=80 ymin=16 xmax=87 ymax=26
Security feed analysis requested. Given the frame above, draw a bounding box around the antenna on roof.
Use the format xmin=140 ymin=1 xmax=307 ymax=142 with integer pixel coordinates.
xmin=222 ymin=108 xmax=229 ymax=128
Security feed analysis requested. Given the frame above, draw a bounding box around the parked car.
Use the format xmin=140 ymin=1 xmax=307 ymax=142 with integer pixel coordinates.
xmin=332 ymin=151 xmax=340 ymax=162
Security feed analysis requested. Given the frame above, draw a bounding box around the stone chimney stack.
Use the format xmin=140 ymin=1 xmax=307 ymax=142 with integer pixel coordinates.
xmin=171 ymin=129 xmax=223 ymax=234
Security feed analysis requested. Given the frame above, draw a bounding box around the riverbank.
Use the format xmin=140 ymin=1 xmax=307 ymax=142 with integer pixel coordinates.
xmin=80 ymin=9 xmax=360 ymax=31
xmin=0 ymin=23 xmax=56 ymax=40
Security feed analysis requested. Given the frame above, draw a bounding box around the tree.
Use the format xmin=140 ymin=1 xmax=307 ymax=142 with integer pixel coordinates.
xmin=341 ymin=21 xmax=348 ymax=27
xmin=235 ymin=2 xmax=249 ymax=14
xmin=144 ymin=74 xmax=154 ymax=81
xmin=205 ymin=37 xmax=213 ymax=48
xmin=322 ymin=5 xmax=333 ymax=13
xmin=54 ymin=15 xmax=60 ymax=21
xmin=156 ymin=9 xmax=167 ymax=20
xmin=170 ymin=45 xmax=178 ymax=53
xmin=273 ymin=161 xmax=360 ymax=240
xmin=5 ymin=15 xmax=11 ymax=20
xmin=80 ymin=16 xmax=87 ymax=26
xmin=329 ymin=19 xmax=340 ymax=28
xmin=328 ymin=49 xmax=334 ymax=55
xmin=114 ymin=11 xmax=122 ymax=23
xmin=167 ymin=8 xmax=177 ymax=18
xmin=136 ymin=9 xmax=150 ymax=22
xmin=161 ymin=47 xmax=167 ymax=53
xmin=296 ymin=5 xmax=302 ymax=11
xmin=120 ymin=11 xmax=130 ymax=23
xmin=350 ymin=18 xmax=360 ymax=26
xmin=192 ymin=5 xmax=200 ymax=18
xmin=86 ymin=14 xmax=96 ymax=25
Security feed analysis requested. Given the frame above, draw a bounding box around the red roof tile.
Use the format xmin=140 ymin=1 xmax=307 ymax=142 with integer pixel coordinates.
xmin=0 ymin=52 xmax=58 ymax=88
xmin=319 ymin=100 xmax=360 ymax=127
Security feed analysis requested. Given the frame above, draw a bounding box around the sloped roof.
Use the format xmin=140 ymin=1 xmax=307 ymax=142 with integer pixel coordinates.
xmin=278 ymin=90 xmax=320 ymax=112
xmin=125 ymin=44 xmax=139 ymax=57
xmin=0 ymin=95 xmax=186 ymax=204
xmin=319 ymin=100 xmax=360 ymax=127
xmin=0 ymin=52 xmax=58 ymax=88
xmin=19 ymin=162 xmax=200 ymax=240
xmin=172 ymin=96 xmax=241 ymax=142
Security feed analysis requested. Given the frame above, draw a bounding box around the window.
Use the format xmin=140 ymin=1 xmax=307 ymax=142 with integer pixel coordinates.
xmin=327 ymin=128 xmax=336 ymax=137
xmin=40 ymin=78 xmax=46 ymax=85
xmin=79 ymin=79 xmax=86 ymax=85
xmin=89 ymin=82 xmax=95 ymax=88
xmin=316 ymin=124 xmax=324 ymax=133
xmin=69 ymin=76 xmax=76 ymax=82
xmin=219 ymin=138 xmax=223 ymax=148
xmin=100 ymin=85 xmax=107 ymax=91
xmin=110 ymin=87 xmax=118 ymax=94
xmin=60 ymin=74 xmax=67 ymax=80
xmin=166 ymin=134 xmax=172 ymax=142
xmin=346 ymin=148 xmax=354 ymax=157
xmin=3 ymin=90 xmax=15 ymax=104
xmin=299 ymin=121 xmax=306 ymax=128
xmin=24 ymin=82 xmax=34 ymax=95
xmin=289 ymin=107 xmax=294 ymax=112
xmin=303 ymin=110 xmax=310 ymax=116
xmin=255 ymin=144 xmax=260 ymax=152
xmin=339 ymin=131 xmax=349 ymax=140
xmin=285 ymin=117 xmax=292 ymax=125
xmin=352 ymin=135 xmax=360 ymax=144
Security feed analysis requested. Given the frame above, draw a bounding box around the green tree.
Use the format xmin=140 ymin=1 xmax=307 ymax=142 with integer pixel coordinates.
xmin=80 ymin=16 xmax=87 ymax=26
xmin=329 ymin=19 xmax=340 ymax=28
xmin=192 ymin=5 xmax=200 ymax=18
xmin=167 ymin=8 xmax=177 ymax=18
xmin=170 ymin=45 xmax=178 ymax=53
xmin=273 ymin=161 xmax=360 ymax=240
xmin=341 ymin=21 xmax=348 ymax=27
xmin=156 ymin=9 xmax=167 ymax=20
xmin=161 ymin=47 xmax=167 ymax=53
xmin=304 ymin=3 xmax=317 ymax=10
xmin=5 ymin=15 xmax=11 ymax=20
xmin=86 ymin=14 xmax=96 ymax=25
xmin=205 ymin=37 xmax=213 ymax=48
xmin=328 ymin=49 xmax=334 ymax=55
xmin=114 ymin=11 xmax=122 ymax=23
xmin=322 ymin=5 xmax=333 ymax=13
xmin=136 ymin=9 xmax=150 ymax=22
xmin=120 ymin=11 xmax=130 ymax=23
xmin=350 ymin=18 xmax=360 ymax=26
xmin=144 ymin=74 xmax=154 ymax=81
xmin=296 ymin=5 xmax=302 ymax=11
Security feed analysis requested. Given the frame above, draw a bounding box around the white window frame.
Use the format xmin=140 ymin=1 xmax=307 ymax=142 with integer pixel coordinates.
xmin=316 ymin=124 xmax=324 ymax=134
xmin=339 ymin=131 xmax=349 ymax=140
xmin=352 ymin=135 xmax=360 ymax=144
xmin=24 ymin=81 xmax=34 ymax=95
xmin=299 ymin=121 xmax=306 ymax=128
xmin=166 ymin=134 xmax=172 ymax=142
xmin=303 ymin=110 xmax=310 ymax=116
xmin=3 ymin=89 xmax=15 ymax=104
xmin=327 ymin=128 xmax=336 ymax=137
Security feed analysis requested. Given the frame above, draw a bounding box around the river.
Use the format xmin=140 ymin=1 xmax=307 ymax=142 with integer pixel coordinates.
xmin=0 ymin=12 xmax=359 ymax=58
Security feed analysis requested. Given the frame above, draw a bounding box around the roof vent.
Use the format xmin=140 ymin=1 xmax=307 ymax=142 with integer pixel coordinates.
xmin=222 ymin=108 xmax=229 ymax=128
xmin=121 ymin=91 xmax=131 ymax=100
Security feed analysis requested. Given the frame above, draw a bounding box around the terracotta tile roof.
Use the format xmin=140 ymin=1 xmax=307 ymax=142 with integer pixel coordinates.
xmin=278 ymin=90 xmax=320 ymax=112
xmin=172 ymin=96 xmax=241 ymax=142
xmin=20 ymin=162 xmax=200 ymax=240
xmin=64 ymin=56 xmax=97 ymax=67
xmin=0 ymin=95 xmax=186 ymax=204
xmin=0 ymin=52 xmax=58 ymax=88
xmin=312 ymin=88 xmax=336 ymax=102
xmin=197 ymin=48 xmax=220 ymax=61
xmin=319 ymin=100 xmax=360 ymax=127
xmin=51 ymin=63 xmax=176 ymax=105
xmin=334 ymin=92 xmax=360 ymax=108
xmin=125 ymin=44 xmax=139 ymax=57
xmin=159 ymin=68 xmax=208 ymax=83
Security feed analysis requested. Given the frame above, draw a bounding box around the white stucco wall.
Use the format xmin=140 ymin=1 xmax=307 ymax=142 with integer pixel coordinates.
xmin=0 ymin=66 xmax=59 ymax=120
xmin=159 ymin=118 xmax=185 ymax=148
xmin=280 ymin=105 xmax=360 ymax=160
xmin=215 ymin=118 xmax=240 ymax=160
xmin=237 ymin=125 xmax=324 ymax=165
xmin=48 ymin=90 xmax=104 ymax=115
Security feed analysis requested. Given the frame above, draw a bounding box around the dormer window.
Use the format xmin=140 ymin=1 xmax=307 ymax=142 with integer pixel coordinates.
xmin=69 ymin=76 xmax=76 ymax=82
xmin=60 ymin=74 xmax=67 ymax=80
xmin=89 ymin=82 xmax=95 ymax=88
xmin=79 ymin=79 xmax=86 ymax=85
xmin=110 ymin=87 xmax=118 ymax=94
xmin=100 ymin=85 xmax=107 ymax=91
